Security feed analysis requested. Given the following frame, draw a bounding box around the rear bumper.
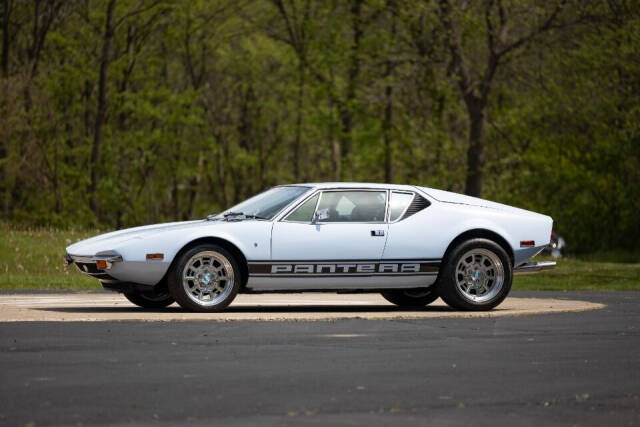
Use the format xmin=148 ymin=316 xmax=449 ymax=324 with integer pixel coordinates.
xmin=514 ymin=261 xmax=556 ymax=275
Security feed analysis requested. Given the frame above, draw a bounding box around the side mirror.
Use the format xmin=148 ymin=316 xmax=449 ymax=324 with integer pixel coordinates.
xmin=312 ymin=208 xmax=329 ymax=224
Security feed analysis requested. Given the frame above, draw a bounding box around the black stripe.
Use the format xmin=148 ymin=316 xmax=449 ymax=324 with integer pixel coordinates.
xmin=248 ymin=260 xmax=441 ymax=276
xmin=249 ymin=259 xmax=441 ymax=263
xmin=251 ymin=273 xmax=438 ymax=278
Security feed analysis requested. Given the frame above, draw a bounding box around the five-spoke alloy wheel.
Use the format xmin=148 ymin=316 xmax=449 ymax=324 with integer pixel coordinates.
xmin=168 ymin=244 xmax=241 ymax=312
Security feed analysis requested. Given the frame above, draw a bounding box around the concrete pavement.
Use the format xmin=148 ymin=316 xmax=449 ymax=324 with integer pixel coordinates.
xmin=0 ymin=292 xmax=603 ymax=321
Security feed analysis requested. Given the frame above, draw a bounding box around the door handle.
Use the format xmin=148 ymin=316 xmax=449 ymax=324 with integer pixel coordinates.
xmin=371 ymin=230 xmax=385 ymax=237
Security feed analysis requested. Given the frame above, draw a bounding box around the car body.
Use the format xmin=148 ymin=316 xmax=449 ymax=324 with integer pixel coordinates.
xmin=65 ymin=183 xmax=555 ymax=311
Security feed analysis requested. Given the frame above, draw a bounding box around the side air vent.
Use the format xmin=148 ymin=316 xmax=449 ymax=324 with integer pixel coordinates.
xmin=401 ymin=194 xmax=430 ymax=220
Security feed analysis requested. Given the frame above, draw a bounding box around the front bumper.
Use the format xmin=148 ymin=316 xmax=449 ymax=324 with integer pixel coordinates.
xmin=64 ymin=252 xmax=158 ymax=293
xmin=514 ymin=261 xmax=556 ymax=275
xmin=64 ymin=253 xmax=123 ymax=281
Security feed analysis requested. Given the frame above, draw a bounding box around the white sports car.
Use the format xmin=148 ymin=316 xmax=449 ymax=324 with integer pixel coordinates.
xmin=65 ymin=183 xmax=555 ymax=311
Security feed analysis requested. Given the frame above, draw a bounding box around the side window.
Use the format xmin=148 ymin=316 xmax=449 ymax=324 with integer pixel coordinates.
xmin=317 ymin=191 xmax=386 ymax=223
xmin=389 ymin=192 xmax=414 ymax=222
xmin=285 ymin=193 xmax=320 ymax=222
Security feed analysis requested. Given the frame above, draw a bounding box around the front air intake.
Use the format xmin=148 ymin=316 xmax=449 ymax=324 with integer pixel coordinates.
xmin=401 ymin=194 xmax=430 ymax=220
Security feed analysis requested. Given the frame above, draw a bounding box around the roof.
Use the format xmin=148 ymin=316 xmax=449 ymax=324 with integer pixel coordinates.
xmin=290 ymin=182 xmax=419 ymax=191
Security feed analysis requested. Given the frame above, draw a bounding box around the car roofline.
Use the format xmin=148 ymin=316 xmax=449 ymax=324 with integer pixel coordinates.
xmin=287 ymin=182 xmax=418 ymax=191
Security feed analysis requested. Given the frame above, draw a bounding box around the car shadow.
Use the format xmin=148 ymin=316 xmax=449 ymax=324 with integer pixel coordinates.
xmin=33 ymin=304 xmax=463 ymax=314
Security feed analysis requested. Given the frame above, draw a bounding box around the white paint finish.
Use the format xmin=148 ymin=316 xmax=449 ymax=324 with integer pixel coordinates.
xmin=107 ymin=261 xmax=169 ymax=285
xmin=66 ymin=220 xmax=203 ymax=255
xmin=67 ymin=220 xmax=274 ymax=285
xmin=65 ymin=182 xmax=554 ymax=289
xmin=416 ymin=186 xmax=552 ymax=219
xmin=384 ymin=189 xmax=553 ymax=263
xmin=271 ymin=222 xmax=388 ymax=260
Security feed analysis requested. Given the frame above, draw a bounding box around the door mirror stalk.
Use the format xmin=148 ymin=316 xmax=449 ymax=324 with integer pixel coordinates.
xmin=312 ymin=208 xmax=329 ymax=224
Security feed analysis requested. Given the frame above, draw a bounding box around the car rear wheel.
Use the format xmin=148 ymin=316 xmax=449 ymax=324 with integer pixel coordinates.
xmin=381 ymin=288 xmax=439 ymax=307
xmin=436 ymin=238 xmax=512 ymax=311
xmin=167 ymin=244 xmax=241 ymax=312
xmin=124 ymin=290 xmax=174 ymax=309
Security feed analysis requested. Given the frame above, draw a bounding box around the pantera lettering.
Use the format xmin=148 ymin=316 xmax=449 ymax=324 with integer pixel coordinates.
xmin=270 ymin=263 xmax=421 ymax=274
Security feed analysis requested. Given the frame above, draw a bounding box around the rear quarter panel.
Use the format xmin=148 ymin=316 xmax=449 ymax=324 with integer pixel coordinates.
xmin=383 ymin=195 xmax=552 ymax=266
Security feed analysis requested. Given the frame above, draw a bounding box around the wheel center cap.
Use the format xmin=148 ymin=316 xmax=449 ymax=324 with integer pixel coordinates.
xmin=203 ymin=273 xmax=213 ymax=284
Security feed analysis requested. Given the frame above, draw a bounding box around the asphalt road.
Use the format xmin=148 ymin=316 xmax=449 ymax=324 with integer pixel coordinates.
xmin=1 ymin=291 xmax=639 ymax=426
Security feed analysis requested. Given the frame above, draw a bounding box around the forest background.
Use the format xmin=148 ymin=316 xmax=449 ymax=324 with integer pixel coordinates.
xmin=1 ymin=0 xmax=639 ymax=255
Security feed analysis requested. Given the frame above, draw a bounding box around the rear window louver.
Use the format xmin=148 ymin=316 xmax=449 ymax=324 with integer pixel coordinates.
xmin=401 ymin=194 xmax=430 ymax=220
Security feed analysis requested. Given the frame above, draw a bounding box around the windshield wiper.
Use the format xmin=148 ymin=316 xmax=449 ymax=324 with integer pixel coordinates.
xmin=205 ymin=213 xmax=221 ymax=221
xmin=222 ymin=212 xmax=268 ymax=220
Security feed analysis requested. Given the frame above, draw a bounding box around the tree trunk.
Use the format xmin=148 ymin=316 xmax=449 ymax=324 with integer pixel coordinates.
xmin=331 ymin=139 xmax=341 ymax=181
xmin=53 ymin=137 xmax=60 ymax=213
xmin=383 ymin=1 xmax=396 ymax=183
xmin=214 ymin=131 xmax=228 ymax=209
xmin=186 ymin=153 xmax=203 ymax=219
xmin=172 ymin=139 xmax=181 ymax=219
xmin=1 ymin=0 xmax=7 ymax=79
xmin=83 ymin=80 xmax=91 ymax=137
xmin=338 ymin=105 xmax=352 ymax=181
xmin=383 ymin=83 xmax=393 ymax=183
xmin=88 ymin=0 xmax=116 ymax=218
xmin=293 ymin=61 xmax=304 ymax=181
xmin=339 ymin=0 xmax=363 ymax=180
xmin=1 ymin=0 xmax=9 ymax=217
xmin=464 ymin=104 xmax=486 ymax=198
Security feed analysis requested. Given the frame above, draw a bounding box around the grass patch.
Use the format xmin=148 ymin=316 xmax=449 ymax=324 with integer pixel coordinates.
xmin=514 ymin=254 xmax=640 ymax=291
xmin=0 ymin=226 xmax=639 ymax=291
xmin=0 ymin=226 xmax=103 ymax=290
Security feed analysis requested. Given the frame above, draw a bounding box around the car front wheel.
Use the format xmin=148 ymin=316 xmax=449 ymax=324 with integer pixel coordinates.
xmin=168 ymin=244 xmax=241 ymax=312
xmin=436 ymin=238 xmax=512 ymax=311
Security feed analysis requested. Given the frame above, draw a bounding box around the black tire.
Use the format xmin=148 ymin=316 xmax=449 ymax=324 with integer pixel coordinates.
xmin=167 ymin=244 xmax=242 ymax=312
xmin=436 ymin=238 xmax=512 ymax=311
xmin=381 ymin=288 xmax=439 ymax=307
xmin=123 ymin=290 xmax=174 ymax=309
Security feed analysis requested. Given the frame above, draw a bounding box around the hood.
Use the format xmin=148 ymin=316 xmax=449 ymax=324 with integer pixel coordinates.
xmin=66 ymin=220 xmax=204 ymax=255
xmin=418 ymin=187 xmax=548 ymax=218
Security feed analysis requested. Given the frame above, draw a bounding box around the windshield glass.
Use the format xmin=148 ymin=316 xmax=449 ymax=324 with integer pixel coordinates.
xmin=218 ymin=186 xmax=310 ymax=220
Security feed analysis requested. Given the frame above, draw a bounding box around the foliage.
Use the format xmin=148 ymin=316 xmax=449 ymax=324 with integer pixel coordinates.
xmin=514 ymin=255 xmax=640 ymax=291
xmin=0 ymin=0 xmax=638 ymax=252
xmin=0 ymin=224 xmax=100 ymax=289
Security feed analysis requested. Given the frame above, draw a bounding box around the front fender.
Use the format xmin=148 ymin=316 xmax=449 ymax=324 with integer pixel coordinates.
xmin=107 ymin=221 xmax=272 ymax=285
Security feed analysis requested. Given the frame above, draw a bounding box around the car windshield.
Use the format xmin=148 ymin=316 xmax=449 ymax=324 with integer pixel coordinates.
xmin=216 ymin=186 xmax=310 ymax=220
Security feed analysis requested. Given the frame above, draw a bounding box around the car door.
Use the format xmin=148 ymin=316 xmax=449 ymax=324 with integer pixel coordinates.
xmin=246 ymin=189 xmax=390 ymax=290
xmin=272 ymin=189 xmax=389 ymax=259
